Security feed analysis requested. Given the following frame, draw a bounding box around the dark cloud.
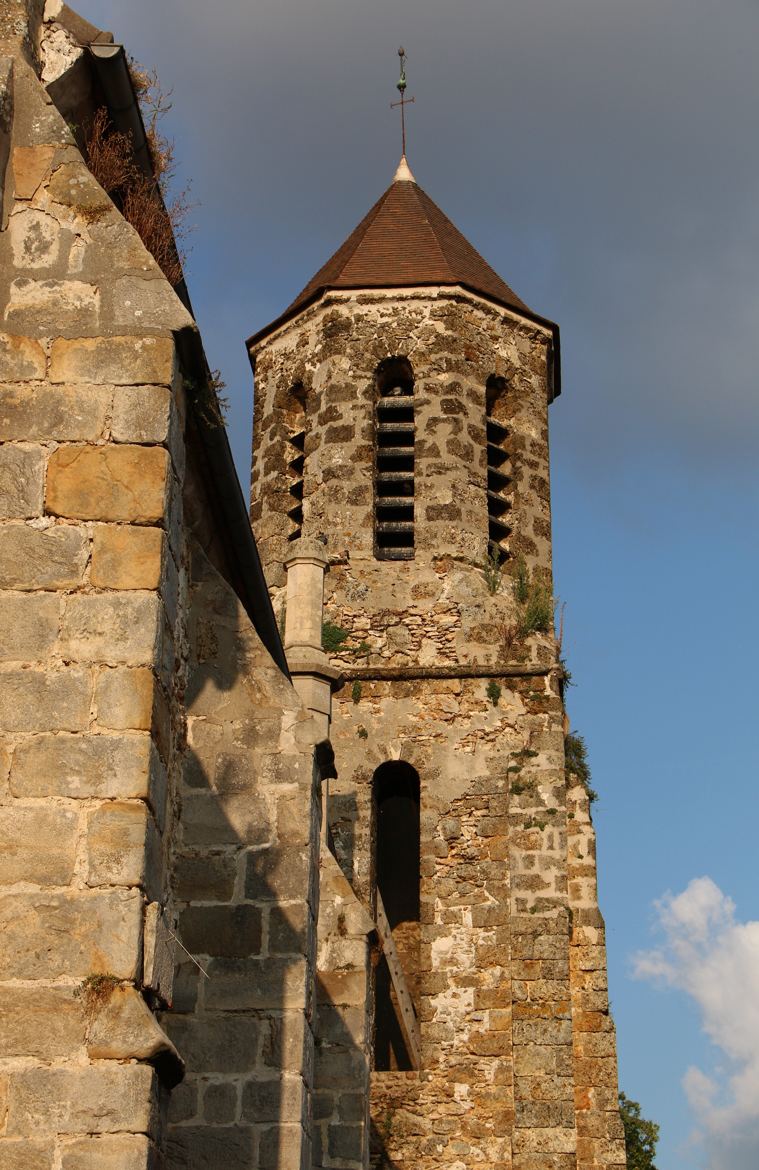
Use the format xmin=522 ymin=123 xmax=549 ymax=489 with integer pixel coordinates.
xmin=80 ymin=0 xmax=759 ymax=479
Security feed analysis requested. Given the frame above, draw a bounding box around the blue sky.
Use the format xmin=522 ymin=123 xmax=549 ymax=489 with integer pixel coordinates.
xmin=78 ymin=2 xmax=759 ymax=1165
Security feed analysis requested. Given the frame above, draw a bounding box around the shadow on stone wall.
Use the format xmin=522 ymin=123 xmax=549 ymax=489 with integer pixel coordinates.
xmin=160 ymin=539 xmax=320 ymax=1169
xmin=326 ymin=789 xmax=359 ymax=888
xmin=159 ymin=539 xmax=403 ymax=1170
xmin=369 ymin=1118 xmax=401 ymax=1169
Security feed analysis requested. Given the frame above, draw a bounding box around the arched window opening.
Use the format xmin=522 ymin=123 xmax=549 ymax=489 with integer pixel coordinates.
xmin=374 ymin=357 xmax=415 ymax=560
xmin=284 ymin=381 xmax=306 ymax=542
xmin=485 ymin=374 xmax=511 ymax=562
xmin=372 ymin=761 xmax=421 ymax=1071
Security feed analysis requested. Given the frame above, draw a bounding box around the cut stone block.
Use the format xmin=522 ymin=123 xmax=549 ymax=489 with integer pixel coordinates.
xmin=59 ymin=592 xmax=161 ymax=664
xmin=47 ymin=162 xmax=113 ymax=216
xmin=0 ymin=592 xmax=59 ymax=660
xmin=6 ymin=1064 xmax=156 ymax=1136
xmin=111 ymin=384 xmax=171 ymax=444
xmin=0 ymin=1140 xmax=55 ymax=1170
xmin=0 ymin=806 xmax=78 ymax=885
xmin=0 ymin=665 xmax=90 ymax=732
xmin=0 ymin=333 xmax=46 ymax=380
xmin=47 ymin=444 xmax=169 ymax=523
xmin=91 ymin=525 xmax=164 ymax=589
xmin=0 ymin=889 xmax=142 ymax=979
xmin=86 ymin=799 xmax=157 ymax=888
xmin=0 ymin=383 xmax=110 ymax=441
xmin=0 ymin=986 xmax=84 ymax=1060
xmin=12 ymin=145 xmax=55 ymax=198
xmin=49 ymin=335 xmax=175 ymax=386
xmin=5 ymin=278 xmax=99 ymax=330
xmin=0 ymin=444 xmax=44 ymax=518
xmin=11 ymin=731 xmax=152 ymax=799
xmin=59 ymin=1134 xmax=153 ymax=1170
xmin=0 ymin=522 xmax=88 ymax=590
xmin=9 ymin=208 xmax=61 ymax=269
xmin=95 ymin=666 xmax=155 ymax=730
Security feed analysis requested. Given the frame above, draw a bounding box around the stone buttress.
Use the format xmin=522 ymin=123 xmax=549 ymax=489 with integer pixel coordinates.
xmin=249 ymin=158 xmax=627 ymax=1169
xmin=0 ymin=6 xmax=330 ymax=1169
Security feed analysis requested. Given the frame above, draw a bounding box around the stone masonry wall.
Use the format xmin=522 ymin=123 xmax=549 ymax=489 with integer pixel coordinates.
xmin=0 ymin=20 xmax=339 ymax=1170
xmin=333 ymin=671 xmax=576 ymax=1170
xmin=250 ymin=285 xmax=626 ymax=1168
xmin=567 ymin=784 xmax=626 ymax=1169
xmin=163 ymin=538 xmax=324 ymax=1170
xmin=250 ymin=288 xmax=553 ymax=615
xmin=0 ymin=33 xmax=193 ymax=1169
xmin=312 ymin=848 xmax=375 ymax=1170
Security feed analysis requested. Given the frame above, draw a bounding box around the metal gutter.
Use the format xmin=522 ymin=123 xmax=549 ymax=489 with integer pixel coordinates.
xmin=86 ymin=43 xmax=194 ymax=316
xmin=87 ymin=43 xmax=152 ymax=177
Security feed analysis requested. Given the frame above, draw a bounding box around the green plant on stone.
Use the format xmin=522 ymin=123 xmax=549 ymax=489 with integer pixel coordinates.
xmin=322 ymin=621 xmax=349 ymax=653
xmin=482 ymin=545 xmax=504 ymax=594
xmin=357 ymin=726 xmax=368 ymax=740
xmin=74 ymin=973 xmax=120 ymax=1014
xmin=565 ymin=732 xmax=599 ymax=804
xmin=381 ymin=1106 xmax=397 ymax=1139
xmin=486 ymin=680 xmax=502 ymax=707
xmin=351 ymin=681 xmax=362 ymax=704
xmin=514 ymin=556 xmax=530 ymax=605
xmin=517 ymin=579 xmax=554 ymax=637
xmin=184 ymin=369 xmax=229 ymax=430
xmin=507 ymin=557 xmax=555 ymax=638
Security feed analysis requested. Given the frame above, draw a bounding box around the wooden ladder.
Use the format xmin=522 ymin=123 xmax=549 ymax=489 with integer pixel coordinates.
xmin=375 ymin=890 xmax=421 ymax=1069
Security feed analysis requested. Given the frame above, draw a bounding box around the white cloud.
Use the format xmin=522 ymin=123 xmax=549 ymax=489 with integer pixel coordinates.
xmin=633 ymin=877 xmax=759 ymax=1170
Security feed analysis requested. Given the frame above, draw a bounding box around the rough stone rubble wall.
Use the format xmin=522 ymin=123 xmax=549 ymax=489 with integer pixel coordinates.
xmin=251 ymin=290 xmax=553 ymax=608
xmin=335 ymin=672 xmax=579 ymax=1170
xmin=251 ymin=292 xmax=627 ymax=1169
xmin=568 ymin=784 xmax=626 ymax=1169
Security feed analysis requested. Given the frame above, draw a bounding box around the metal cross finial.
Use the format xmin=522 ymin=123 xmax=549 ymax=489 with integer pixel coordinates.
xmin=391 ymin=46 xmax=415 ymax=158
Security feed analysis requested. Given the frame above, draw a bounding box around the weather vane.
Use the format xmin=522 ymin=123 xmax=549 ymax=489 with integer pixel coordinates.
xmin=391 ymin=47 xmax=415 ymax=157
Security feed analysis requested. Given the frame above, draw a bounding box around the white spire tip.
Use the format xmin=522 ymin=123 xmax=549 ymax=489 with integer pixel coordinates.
xmin=393 ymin=155 xmax=416 ymax=183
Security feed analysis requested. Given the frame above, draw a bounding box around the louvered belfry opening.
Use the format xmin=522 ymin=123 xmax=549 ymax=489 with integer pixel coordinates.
xmin=372 ymin=761 xmax=421 ymax=1072
xmin=486 ymin=374 xmax=512 ymax=561
xmin=285 ymin=381 xmax=307 ymax=542
xmin=374 ymin=357 xmax=415 ymax=560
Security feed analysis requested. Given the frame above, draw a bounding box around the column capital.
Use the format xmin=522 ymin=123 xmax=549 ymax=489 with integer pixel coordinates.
xmin=283 ymin=536 xmax=329 ymax=570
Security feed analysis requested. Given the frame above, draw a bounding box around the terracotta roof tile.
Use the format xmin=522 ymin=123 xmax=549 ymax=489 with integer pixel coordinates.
xmin=285 ymin=175 xmax=532 ymax=318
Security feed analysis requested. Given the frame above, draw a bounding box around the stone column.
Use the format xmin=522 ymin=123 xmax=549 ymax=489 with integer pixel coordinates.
xmin=284 ymin=539 xmax=341 ymax=743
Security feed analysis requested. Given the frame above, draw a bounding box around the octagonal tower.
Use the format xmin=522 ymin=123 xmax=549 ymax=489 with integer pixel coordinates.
xmin=247 ymin=157 xmax=625 ymax=1170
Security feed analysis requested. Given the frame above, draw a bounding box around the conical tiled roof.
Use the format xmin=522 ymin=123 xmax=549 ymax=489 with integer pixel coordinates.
xmin=285 ymin=161 xmax=531 ymax=316
xmin=248 ymin=160 xmax=559 ymax=376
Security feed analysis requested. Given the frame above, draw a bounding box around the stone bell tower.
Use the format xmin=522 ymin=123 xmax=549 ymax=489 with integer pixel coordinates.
xmin=247 ymin=155 xmax=626 ymax=1170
